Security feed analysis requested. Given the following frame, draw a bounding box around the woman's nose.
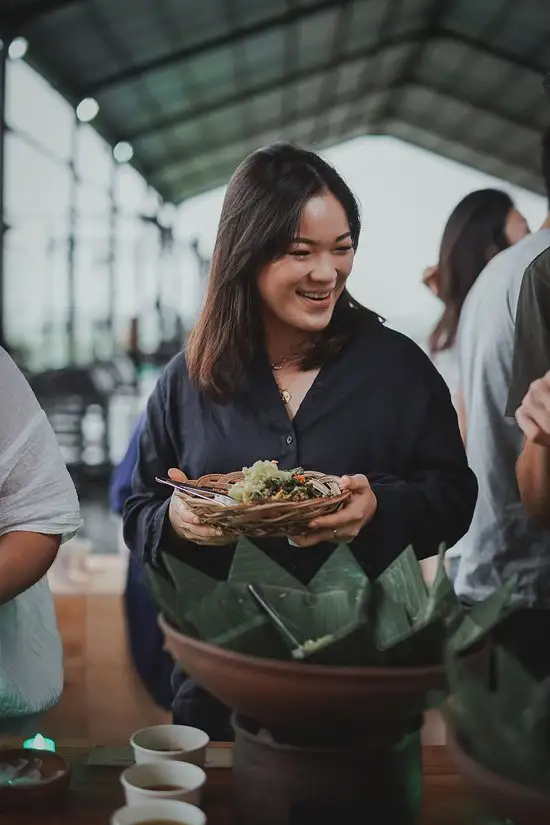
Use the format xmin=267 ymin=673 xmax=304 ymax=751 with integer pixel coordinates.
xmin=310 ymin=254 xmax=337 ymax=284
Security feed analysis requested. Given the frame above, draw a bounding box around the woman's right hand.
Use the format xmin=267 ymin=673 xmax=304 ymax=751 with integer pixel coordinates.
xmin=167 ymin=468 xmax=235 ymax=546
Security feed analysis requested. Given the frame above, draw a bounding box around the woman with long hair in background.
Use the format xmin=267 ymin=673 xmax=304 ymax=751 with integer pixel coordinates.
xmin=426 ymin=188 xmax=529 ymax=409
xmin=423 ymin=188 xmax=529 ymax=580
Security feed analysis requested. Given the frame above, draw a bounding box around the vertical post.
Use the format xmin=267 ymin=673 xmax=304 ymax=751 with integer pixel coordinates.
xmin=106 ymin=157 xmax=118 ymax=355
xmin=66 ymin=113 xmax=79 ymax=364
xmin=0 ymin=41 xmax=7 ymax=351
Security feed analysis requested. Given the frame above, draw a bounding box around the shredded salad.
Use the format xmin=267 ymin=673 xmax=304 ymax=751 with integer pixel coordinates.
xmin=229 ymin=460 xmax=323 ymax=504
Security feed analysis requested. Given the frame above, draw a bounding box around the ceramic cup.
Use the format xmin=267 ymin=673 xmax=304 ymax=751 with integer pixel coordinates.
xmin=120 ymin=759 xmax=206 ymax=806
xmin=111 ymin=798 xmax=206 ymax=825
xmin=130 ymin=724 xmax=209 ymax=767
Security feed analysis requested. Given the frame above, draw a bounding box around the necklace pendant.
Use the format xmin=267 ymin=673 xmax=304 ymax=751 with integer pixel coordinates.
xmin=281 ymin=389 xmax=292 ymax=404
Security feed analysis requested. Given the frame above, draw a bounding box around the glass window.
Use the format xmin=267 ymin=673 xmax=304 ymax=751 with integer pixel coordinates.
xmin=6 ymin=60 xmax=73 ymax=163
xmin=4 ymin=132 xmax=71 ymax=368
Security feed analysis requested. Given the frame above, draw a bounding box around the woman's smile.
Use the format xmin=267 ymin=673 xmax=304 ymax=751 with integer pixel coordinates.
xmin=295 ymin=288 xmax=335 ymax=309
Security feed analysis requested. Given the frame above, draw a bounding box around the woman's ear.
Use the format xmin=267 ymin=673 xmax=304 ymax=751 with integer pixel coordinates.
xmin=422 ymin=265 xmax=440 ymax=297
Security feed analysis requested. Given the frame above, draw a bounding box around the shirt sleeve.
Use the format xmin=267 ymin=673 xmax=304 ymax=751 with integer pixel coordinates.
xmin=122 ymin=368 xmax=181 ymax=566
xmin=506 ymin=249 xmax=550 ymax=415
xmin=0 ymin=348 xmax=81 ymax=541
xmin=122 ymin=364 xmax=232 ymax=579
xmin=353 ymin=374 xmax=478 ymax=577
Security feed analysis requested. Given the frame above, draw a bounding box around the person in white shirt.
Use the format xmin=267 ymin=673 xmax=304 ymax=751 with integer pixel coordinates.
xmin=423 ymin=188 xmax=529 ymax=579
xmin=0 ymin=347 xmax=81 ymax=734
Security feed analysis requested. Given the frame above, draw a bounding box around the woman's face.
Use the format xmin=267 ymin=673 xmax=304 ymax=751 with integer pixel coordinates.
xmin=257 ymin=191 xmax=354 ymax=337
xmin=505 ymin=207 xmax=530 ymax=245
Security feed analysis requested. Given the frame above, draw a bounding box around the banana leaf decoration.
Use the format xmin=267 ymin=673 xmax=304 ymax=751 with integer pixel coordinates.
xmin=146 ymin=538 xmax=516 ymax=668
xmin=447 ymin=645 xmax=550 ymax=792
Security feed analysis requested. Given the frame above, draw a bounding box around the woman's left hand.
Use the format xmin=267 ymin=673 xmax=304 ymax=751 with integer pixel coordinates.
xmin=290 ymin=474 xmax=378 ymax=547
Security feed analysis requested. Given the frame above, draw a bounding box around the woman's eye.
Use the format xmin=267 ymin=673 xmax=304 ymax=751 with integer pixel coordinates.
xmin=335 ymin=246 xmax=353 ymax=254
xmin=289 ymin=250 xmax=310 ymax=257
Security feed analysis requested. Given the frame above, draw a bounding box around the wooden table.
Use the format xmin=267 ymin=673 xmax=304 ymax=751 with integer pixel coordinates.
xmin=0 ymin=743 xmax=493 ymax=824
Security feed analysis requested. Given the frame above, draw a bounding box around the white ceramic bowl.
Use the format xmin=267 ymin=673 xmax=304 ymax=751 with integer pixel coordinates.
xmin=111 ymin=798 xmax=206 ymax=825
xmin=130 ymin=724 xmax=209 ymax=767
xmin=120 ymin=759 xmax=206 ymax=806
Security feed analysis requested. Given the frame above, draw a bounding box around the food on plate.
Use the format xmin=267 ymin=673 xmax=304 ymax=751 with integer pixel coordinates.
xmin=228 ymin=460 xmax=326 ymax=505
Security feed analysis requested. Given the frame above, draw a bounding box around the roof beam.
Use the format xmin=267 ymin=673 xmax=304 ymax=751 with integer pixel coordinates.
xmin=370 ymin=0 xmax=454 ymax=128
xmin=83 ymin=0 xmax=356 ymax=96
xmin=125 ymin=26 xmax=547 ymax=145
xmin=168 ymin=127 xmax=354 ymax=203
xmin=125 ymin=31 xmax=421 ymax=142
xmin=167 ymin=107 xmax=542 ymax=203
xmin=0 ymin=0 xmax=84 ymax=32
xmin=150 ymin=87 xmax=384 ymax=178
xmin=441 ymin=28 xmax=547 ymax=77
xmin=385 ymin=119 xmax=540 ymax=188
xmin=152 ymin=77 xmax=543 ymax=184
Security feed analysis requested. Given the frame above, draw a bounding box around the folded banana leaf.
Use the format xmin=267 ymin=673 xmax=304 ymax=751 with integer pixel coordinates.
xmin=150 ymin=537 xmax=516 ymax=668
xmin=447 ymin=646 xmax=550 ymax=792
xmin=448 ymin=574 xmax=517 ymax=654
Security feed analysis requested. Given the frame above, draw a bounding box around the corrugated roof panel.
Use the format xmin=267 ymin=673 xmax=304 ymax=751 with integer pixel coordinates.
xmin=290 ymin=73 xmax=327 ymax=112
xmin=243 ymin=26 xmax=286 ymax=83
xmin=175 ymin=45 xmax=238 ymax=103
xmin=326 ymin=100 xmax=353 ymax=133
xmin=333 ymin=57 xmax=368 ymax=96
xmin=343 ymin=0 xmax=387 ymax=53
xmin=159 ymin=0 xmax=232 ymax=47
xmin=96 ymin=84 xmax=147 ymax=130
xmin=93 ymin=0 xmax=177 ymax=67
xmin=234 ymin=0 xmax=292 ymax=27
xmin=445 ymin=0 xmax=543 ymax=51
xmin=141 ymin=68 xmax=199 ymax=117
xmin=24 ymin=8 xmax=121 ymax=89
xmin=416 ymin=38 xmax=541 ymax=104
xmin=250 ymin=87 xmax=285 ymax=123
xmin=489 ymin=5 xmax=550 ymax=57
xmin=4 ymin=0 xmax=549 ymax=202
xmin=390 ymin=0 xmax=433 ymax=36
xmin=295 ymin=7 xmax=344 ymax=73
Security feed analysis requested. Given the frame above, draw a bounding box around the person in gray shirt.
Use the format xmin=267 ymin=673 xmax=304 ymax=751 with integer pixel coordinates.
xmin=452 ymin=130 xmax=550 ymax=677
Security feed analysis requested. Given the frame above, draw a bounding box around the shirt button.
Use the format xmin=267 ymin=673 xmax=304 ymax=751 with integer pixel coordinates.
xmin=286 ymin=435 xmax=293 ymax=445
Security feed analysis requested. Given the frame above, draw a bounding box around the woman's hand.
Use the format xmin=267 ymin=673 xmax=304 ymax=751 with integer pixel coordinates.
xmin=167 ymin=468 xmax=235 ymax=547
xmin=290 ymin=474 xmax=378 ymax=547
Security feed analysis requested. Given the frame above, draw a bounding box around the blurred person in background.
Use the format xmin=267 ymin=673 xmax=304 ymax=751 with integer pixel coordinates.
xmin=110 ymin=414 xmax=174 ymax=712
xmin=0 ymin=347 xmax=81 ymax=734
xmin=425 ymin=188 xmax=529 ymax=416
xmin=423 ymin=189 xmax=529 ymax=579
xmin=506 ymin=245 xmax=550 ymax=526
xmin=451 ymin=130 xmax=550 ymax=678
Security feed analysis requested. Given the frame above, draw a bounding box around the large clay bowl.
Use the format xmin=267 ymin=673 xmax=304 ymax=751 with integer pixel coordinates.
xmin=447 ymin=724 xmax=550 ymax=825
xmin=160 ymin=616 xmax=487 ymax=734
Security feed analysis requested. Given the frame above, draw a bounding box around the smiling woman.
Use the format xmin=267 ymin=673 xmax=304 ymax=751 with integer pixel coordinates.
xmin=184 ymin=142 xmax=374 ymax=402
xmin=123 ymin=142 xmax=478 ymax=738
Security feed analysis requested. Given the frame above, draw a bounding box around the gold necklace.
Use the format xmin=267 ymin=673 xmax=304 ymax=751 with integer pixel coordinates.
xmin=271 ymin=359 xmax=294 ymax=404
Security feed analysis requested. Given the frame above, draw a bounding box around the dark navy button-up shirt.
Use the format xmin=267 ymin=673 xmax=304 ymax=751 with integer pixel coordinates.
xmin=123 ymin=316 xmax=477 ymax=585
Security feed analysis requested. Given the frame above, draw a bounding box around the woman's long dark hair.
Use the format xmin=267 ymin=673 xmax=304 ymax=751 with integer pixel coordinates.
xmin=187 ymin=142 xmax=377 ymax=400
xmin=429 ymin=189 xmax=514 ymax=353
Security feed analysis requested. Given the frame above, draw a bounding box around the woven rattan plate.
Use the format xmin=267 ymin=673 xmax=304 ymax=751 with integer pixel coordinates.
xmin=178 ymin=470 xmax=350 ymax=537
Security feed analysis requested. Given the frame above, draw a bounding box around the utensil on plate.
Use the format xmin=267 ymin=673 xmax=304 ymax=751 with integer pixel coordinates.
xmin=155 ymin=477 xmax=235 ymax=506
xmin=247 ymin=583 xmax=304 ymax=655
